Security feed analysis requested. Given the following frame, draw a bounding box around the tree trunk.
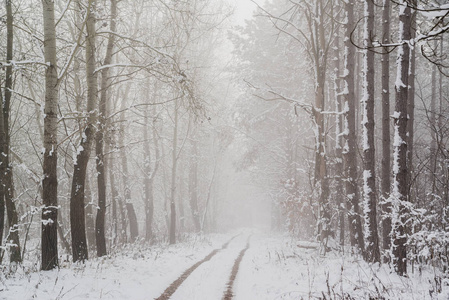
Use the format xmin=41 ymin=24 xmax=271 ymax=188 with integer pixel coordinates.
xmin=430 ymin=60 xmax=437 ymax=195
xmin=407 ymin=2 xmax=416 ymax=202
xmin=84 ymin=179 xmax=96 ymax=250
xmin=108 ymin=146 xmax=125 ymax=244
xmin=143 ymin=110 xmax=154 ymax=242
xmin=41 ymin=0 xmax=59 ymax=270
xmin=362 ymin=0 xmax=380 ymax=263
xmin=312 ymin=0 xmax=331 ymax=244
xmin=95 ymin=0 xmax=117 ymax=257
xmin=143 ymin=104 xmax=160 ymax=242
xmin=333 ymin=29 xmax=345 ymax=247
xmin=70 ymin=0 xmax=97 ymax=262
xmin=169 ymin=100 xmax=179 ymax=244
xmin=392 ymin=1 xmax=411 ymax=276
xmin=189 ymin=136 xmax=201 ymax=232
xmin=119 ymin=106 xmax=139 ymax=242
xmin=381 ymin=0 xmax=392 ymax=260
xmin=343 ymin=0 xmax=365 ymax=251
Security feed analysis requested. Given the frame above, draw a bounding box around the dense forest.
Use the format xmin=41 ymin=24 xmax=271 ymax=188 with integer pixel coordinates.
xmin=0 ymin=0 xmax=449 ymax=298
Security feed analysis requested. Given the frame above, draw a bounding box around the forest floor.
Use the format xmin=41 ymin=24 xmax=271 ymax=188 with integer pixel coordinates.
xmin=1 ymin=229 xmax=448 ymax=299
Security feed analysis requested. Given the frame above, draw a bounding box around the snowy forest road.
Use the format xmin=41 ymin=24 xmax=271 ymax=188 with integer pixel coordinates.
xmin=156 ymin=233 xmax=251 ymax=300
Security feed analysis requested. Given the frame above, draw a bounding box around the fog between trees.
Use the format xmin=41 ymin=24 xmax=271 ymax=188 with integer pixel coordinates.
xmin=0 ymin=0 xmax=448 ymax=279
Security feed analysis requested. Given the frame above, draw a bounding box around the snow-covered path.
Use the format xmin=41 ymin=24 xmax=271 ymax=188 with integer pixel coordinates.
xmin=166 ymin=233 xmax=250 ymax=300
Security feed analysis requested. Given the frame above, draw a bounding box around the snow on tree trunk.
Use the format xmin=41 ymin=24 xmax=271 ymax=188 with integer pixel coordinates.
xmin=362 ymin=0 xmax=380 ymax=263
xmin=70 ymin=0 xmax=98 ymax=262
xmin=381 ymin=0 xmax=392 ymax=260
xmin=392 ymin=0 xmax=411 ymax=276
xmin=41 ymin=0 xmax=59 ymax=270
xmin=343 ymin=0 xmax=365 ymax=251
xmin=406 ymin=1 xmax=417 ymax=202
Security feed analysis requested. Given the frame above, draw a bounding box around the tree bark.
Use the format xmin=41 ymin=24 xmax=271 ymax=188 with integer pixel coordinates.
xmin=333 ymin=28 xmax=345 ymax=247
xmin=430 ymin=40 xmax=438 ymax=195
xmin=343 ymin=0 xmax=365 ymax=251
xmin=381 ymin=0 xmax=392 ymax=259
xmin=392 ymin=1 xmax=411 ymax=276
xmin=108 ymin=143 xmax=125 ymax=245
xmin=143 ymin=109 xmax=154 ymax=242
xmin=70 ymin=0 xmax=97 ymax=262
xmin=312 ymin=0 xmax=331 ymax=244
xmin=119 ymin=105 xmax=139 ymax=242
xmin=41 ymin=0 xmax=59 ymax=270
xmin=362 ymin=0 xmax=380 ymax=263
xmin=84 ymin=179 xmax=96 ymax=250
xmin=406 ymin=2 xmax=416 ymax=202
xmin=95 ymin=0 xmax=117 ymax=257
xmin=169 ymin=100 xmax=179 ymax=244
xmin=189 ymin=135 xmax=201 ymax=232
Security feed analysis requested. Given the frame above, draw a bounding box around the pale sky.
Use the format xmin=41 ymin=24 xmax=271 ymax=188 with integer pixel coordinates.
xmin=232 ymin=0 xmax=257 ymax=25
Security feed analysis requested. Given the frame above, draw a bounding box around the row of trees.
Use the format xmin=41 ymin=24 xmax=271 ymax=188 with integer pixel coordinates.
xmin=232 ymin=0 xmax=448 ymax=276
xmin=0 ymin=0 xmax=233 ymax=271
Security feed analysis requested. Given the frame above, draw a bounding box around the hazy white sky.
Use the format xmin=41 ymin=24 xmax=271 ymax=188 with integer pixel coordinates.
xmin=232 ymin=0 xmax=257 ymax=24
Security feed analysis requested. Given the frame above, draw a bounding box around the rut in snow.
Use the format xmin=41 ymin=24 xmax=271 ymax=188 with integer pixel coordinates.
xmin=222 ymin=235 xmax=251 ymax=300
xmin=155 ymin=234 xmax=240 ymax=300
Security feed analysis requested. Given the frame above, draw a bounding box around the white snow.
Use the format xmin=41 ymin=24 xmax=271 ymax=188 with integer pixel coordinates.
xmin=1 ymin=231 xmax=448 ymax=299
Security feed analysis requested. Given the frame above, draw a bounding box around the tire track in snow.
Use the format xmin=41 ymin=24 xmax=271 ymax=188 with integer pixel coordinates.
xmin=222 ymin=235 xmax=251 ymax=300
xmin=155 ymin=234 xmax=240 ymax=300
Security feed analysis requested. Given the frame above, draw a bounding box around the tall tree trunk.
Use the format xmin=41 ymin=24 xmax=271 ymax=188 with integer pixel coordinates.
xmin=392 ymin=1 xmax=411 ymax=276
xmin=381 ymin=0 xmax=392 ymax=260
xmin=0 ymin=85 xmax=3 ymax=263
xmin=189 ymin=136 xmax=201 ymax=232
xmin=95 ymin=0 xmax=117 ymax=257
xmin=119 ymin=104 xmax=139 ymax=242
xmin=3 ymin=0 xmax=22 ymax=265
xmin=70 ymin=0 xmax=97 ymax=262
xmin=169 ymin=100 xmax=179 ymax=244
xmin=333 ymin=30 xmax=345 ymax=247
xmin=430 ymin=59 xmax=437 ymax=195
xmin=407 ymin=1 xmax=416 ymax=202
xmin=312 ymin=0 xmax=330 ymax=244
xmin=143 ymin=104 xmax=160 ymax=242
xmin=143 ymin=109 xmax=153 ymax=241
xmin=108 ymin=147 xmax=124 ymax=244
xmin=343 ymin=0 xmax=365 ymax=251
xmin=41 ymin=0 xmax=59 ymax=270
xmin=362 ymin=0 xmax=380 ymax=263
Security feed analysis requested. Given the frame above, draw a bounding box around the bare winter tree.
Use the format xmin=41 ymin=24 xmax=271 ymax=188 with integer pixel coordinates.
xmin=95 ymin=0 xmax=118 ymax=258
xmin=343 ymin=0 xmax=364 ymax=252
xmin=361 ymin=0 xmax=380 ymax=263
xmin=391 ymin=0 xmax=412 ymax=276
xmin=381 ymin=0 xmax=392 ymax=260
xmin=40 ymin=0 xmax=59 ymax=270
xmin=70 ymin=0 xmax=98 ymax=262
xmin=1 ymin=0 xmax=22 ymax=265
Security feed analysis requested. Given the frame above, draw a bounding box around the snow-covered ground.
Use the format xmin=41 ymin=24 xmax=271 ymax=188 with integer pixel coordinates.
xmin=0 ymin=233 xmax=231 ymax=299
xmin=235 ymin=234 xmax=449 ymax=300
xmin=1 ymin=230 xmax=449 ymax=299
